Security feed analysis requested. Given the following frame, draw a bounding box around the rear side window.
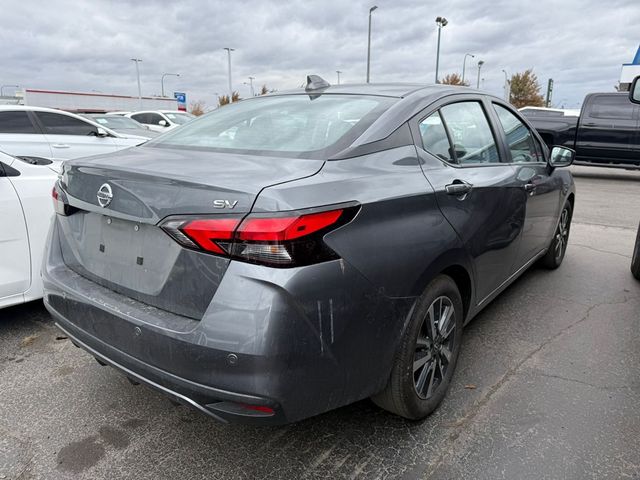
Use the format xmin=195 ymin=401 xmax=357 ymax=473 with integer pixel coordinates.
xmin=36 ymin=112 xmax=97 ymax=135
xmin=493 ymin=104 xmax=543 ymax=163
xmin=148 ymin=94 xmax=396 ymax=158
xmin=439 ymin=102 xmax=500 ymax=164
xmin=0 ymin=111 xmax=38 ymax=134
xmin=419 ymin=112 xmax=454 ymax=162
xmin=130 ymin=113 xmax=149 ymax=124
xmin=588 ymin=95 xmax=635 ymax=120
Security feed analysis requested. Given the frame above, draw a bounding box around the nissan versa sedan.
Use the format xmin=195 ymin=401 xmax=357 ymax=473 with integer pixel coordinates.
xmin=42 ymin=78 xmax=576 ymax=424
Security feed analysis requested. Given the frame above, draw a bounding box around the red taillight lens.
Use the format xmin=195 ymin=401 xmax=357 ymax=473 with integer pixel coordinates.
xmin=52 ymin=182 xmax=76 ymax=216
xmin=236 ymin=210 xmax=343 ymax=242
xmin=161 ymin=206 xmax=357 ymax=267
xmin=180 ymin=218 xmax=240 ymax=254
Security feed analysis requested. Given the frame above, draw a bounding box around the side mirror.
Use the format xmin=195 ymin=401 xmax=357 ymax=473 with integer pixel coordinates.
xmin=549 ymin=146 xmax=575 ymax=168
xmin=629 ymin=75 xmax=640 ymax=105
xmin=158 ymin=119 xmax=168 ymax=127
xmin=96 ymin=127 xmax=109 ymax=137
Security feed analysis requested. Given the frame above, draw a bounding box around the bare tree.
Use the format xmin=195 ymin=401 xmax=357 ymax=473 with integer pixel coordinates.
xmin=217 ymin=91 xmax=241 ymax=107
xmin=189 ymin=100 xmax=206 ymax=116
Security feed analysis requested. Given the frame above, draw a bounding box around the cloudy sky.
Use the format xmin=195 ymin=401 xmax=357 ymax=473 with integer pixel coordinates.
xmin=1 ymin=0 xmax=638 ymax=109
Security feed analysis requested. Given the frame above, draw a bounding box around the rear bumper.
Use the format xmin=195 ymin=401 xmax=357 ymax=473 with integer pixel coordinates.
xmin=43 ymin=219 xmax=415 ymax=424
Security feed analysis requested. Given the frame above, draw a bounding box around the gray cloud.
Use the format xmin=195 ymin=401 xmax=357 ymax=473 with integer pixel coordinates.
xmin=1 ymin=0 xmax=638 ymax=109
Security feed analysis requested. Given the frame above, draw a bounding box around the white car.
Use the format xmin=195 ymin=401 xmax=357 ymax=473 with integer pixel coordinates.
xmin=0 ymin=106 xmax=147 ymax=165
xmin=0 ymin=151 xmax=58 ymax=308
xmin=125 ymin=110 xmax=195 ymax=132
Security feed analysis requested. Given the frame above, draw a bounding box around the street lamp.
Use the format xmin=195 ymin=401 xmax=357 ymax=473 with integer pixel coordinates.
xmin=161 ymin=73 xmax=180 ymax=97
xmin=501 ymin=69 xmax=510 ymax=101
xmin=1 ymin=84 xmax=19 ymax=96
xmin=336 ymin=70 xmax=342 ymax=85
xmin=434 ymin=16 xmax=448 ymax=84
xmin=130 ymin=59 xmax=143 ymax=109
xmin=244 ymin=76 xmax=255 ymax=97
xmin=476 ymin=60 xmax=484 ymax=89
xmin=223 ymin=47 xmax=235 ymax=98
xmin=366 ymin=6 xmax=378 ymax=83
xmin=462 ymin=53 xmax=474 ymax=85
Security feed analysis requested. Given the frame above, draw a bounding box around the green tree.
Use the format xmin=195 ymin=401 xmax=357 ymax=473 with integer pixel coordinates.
xmin=509 ymin=69 xmax=545 ymax=108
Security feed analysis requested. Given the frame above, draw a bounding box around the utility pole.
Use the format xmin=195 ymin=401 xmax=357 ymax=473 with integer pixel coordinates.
xmin=223 ymin=47 xmax=235 ymax=98
xmin=366 ymin=6 xmax=378 ymax=83
xmin=435 ymin=17 xmax=448 ymax=84
xmin=462 ymin=53 xmax=474 ymax=85
xmin=546 ymin=78 xmax=554 ymax=107
xmin=476 ymin=60 xmax=484 ymax=89
xmin=131 ymin=58 xmax=143 ymax=109
xmin=336 ymin=70 xmax=342 ymax=85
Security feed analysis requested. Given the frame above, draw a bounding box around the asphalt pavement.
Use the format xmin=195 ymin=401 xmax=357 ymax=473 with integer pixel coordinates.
xmin=1 ymin=166 xmax=639 ymax=480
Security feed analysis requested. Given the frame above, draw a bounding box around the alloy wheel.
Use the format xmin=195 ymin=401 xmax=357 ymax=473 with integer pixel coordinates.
xmin=413 ymin=296 xmax=456 ymax=400
xmin=554 ymin=207 xmax=570 ymax=261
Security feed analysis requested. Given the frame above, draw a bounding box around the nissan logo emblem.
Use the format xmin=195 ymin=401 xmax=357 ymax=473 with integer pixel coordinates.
xmin=97 ymin=183 xmax=113 ymax=208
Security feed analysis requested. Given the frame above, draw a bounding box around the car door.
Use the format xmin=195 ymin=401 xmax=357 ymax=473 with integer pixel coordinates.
xmin=0 ymin=110 xmax=53 ymax=158
xmin=35 ymin=111 xmax=119 ymax=160
xmin=491 ymin=102 xmax=561 ymax=269
xmin=0 ymin=159 xmax=30 ymax=305
xmin=576 ymin=94 xmax=639 ymax=162
xmin=414 ymin=98 xmax=525 ymax=303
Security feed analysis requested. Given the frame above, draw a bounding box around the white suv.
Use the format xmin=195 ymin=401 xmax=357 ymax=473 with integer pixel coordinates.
xmin=0 ymin=106 xmax=147 ymax=164
xmin=126 ymin=110 xmax=195 ymax=132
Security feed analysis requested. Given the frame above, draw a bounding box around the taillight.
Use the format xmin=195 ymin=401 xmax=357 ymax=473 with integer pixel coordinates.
xmin=161 ymin=206 xmax=358 ymax=267
xmin=52 ymin=182 xmax=77 ymax=216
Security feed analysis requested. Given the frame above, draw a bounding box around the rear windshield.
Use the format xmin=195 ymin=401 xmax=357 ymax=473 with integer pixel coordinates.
xmin=147 ymin=94 xmax=396 ymax=158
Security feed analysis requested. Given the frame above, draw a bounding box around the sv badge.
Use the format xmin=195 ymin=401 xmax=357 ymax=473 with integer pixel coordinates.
xmin=213 ymin=199 xmax=238 ymax=209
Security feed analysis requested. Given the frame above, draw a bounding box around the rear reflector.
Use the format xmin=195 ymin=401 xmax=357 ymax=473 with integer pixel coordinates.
xmin=161 ymin=206 xmax=358 ymax=267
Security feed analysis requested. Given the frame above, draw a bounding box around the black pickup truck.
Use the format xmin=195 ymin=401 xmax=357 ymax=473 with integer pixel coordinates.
xmin=524 ymin=92 xmax=640 ymax=169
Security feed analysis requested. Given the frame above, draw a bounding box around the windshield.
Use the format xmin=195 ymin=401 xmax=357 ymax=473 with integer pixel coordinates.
xmin=92 ymin=116 xmax=144 ymax=129
xmin=148 ymin=94 xmax=396 ymax=158
xmin=164 ymin=112 xmax=195 ymax=125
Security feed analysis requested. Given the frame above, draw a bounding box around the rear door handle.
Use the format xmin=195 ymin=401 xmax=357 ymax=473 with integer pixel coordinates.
xmin=52 ymin=144 xmax=70 ymax=149
xmin=445 ymin=181 xmax=472 ymax=196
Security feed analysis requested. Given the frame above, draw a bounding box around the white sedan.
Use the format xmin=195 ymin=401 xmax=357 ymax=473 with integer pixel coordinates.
xmin=0 ymin=151 xmax=58 ymax=308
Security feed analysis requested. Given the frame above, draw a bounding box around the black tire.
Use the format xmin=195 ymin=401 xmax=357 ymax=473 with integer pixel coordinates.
xmin=372 ymin=275 xmax=463 ymax=420
xmin=541 ymin=201 xmax=573 ymax=269
xmin=631 ymin=223 xmax=640 ymax=280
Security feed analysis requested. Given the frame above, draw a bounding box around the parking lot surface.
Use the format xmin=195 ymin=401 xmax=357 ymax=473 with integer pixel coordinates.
xmin=1 ymin=166 xmax=639 ymax=480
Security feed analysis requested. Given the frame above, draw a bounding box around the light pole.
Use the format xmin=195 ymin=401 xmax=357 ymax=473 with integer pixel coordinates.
xmin=462 ymin=53 xmax=474 ymax=85
xmin=248 ymin=76 xmax=255 ymax=96
xmin=336 ymin=70 xmax=342 ymax=85
xmin=131 ymin=59 xmax=143 ymax=109
xmin=434 ymin=16 xmax=448 ymax=84
xmin=366 ymin=6 xmax=378 ymax=83
xmin=161 ymin=73 xmax=180 ymax=97
xmin=476 ymin=60 xmax=484 ymax=89
xmin=501 ymin=69 xmax=510 ymax=101
xmin=223 ymin=47 xmax=235 ymax=98
xmin=1 ymin=85 xmax=19 ymax=96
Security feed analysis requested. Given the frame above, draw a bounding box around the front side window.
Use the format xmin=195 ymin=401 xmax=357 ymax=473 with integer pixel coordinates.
xmin=148 ymin=94 xmax=396 ymax=158
xmin=493 ymin=104 xmax=542 ymax=163
xmin=0 ymin=111 xmax=38 ymax=134
xmin=36 ymin=112 xmax=96 ymax=136
xmin=419 ymin=112 xmax=454 ymax=163
xmin=438 ymin=102 xmax=500 ymax=164
xmin=164 ymin=112 xmax=193 ymax=125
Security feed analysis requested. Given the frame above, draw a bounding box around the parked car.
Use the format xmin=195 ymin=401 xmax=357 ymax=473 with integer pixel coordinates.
xmin=0 ymin=106 xmax=147 ymax=166
xmin=125 ymin=110 xmax=194 ymax=132
xmin=628 ymin=76 xmax=640 ymax=280
xmin=0 ymin=150 xmax=57 ymax=308
xmin=520 ymin=106 xmax=581 ymax=118
xmin=42 ymin=79 xmax=576 ymax=425
xmin=527 ymin=92 xmax=640 ymax=169
xmin=81 ymin=114 xmax=159 ymax=139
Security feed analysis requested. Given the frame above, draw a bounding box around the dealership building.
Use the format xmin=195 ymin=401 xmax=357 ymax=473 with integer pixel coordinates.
xmin=619 ymin=45 xmax=640 ymax=91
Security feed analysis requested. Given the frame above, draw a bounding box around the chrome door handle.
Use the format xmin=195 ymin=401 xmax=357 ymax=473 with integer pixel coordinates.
xmin=52 ymin=144 xmax=70 ymax=148
xmin=524 ymin=183 xmax=536 ymax=194
xmin=445 ymin=181 xmax=472 ymax=196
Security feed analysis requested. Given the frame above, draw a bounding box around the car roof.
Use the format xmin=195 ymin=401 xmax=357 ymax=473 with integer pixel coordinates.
xmin=271 ymin=83 xmax=478 ymax=99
